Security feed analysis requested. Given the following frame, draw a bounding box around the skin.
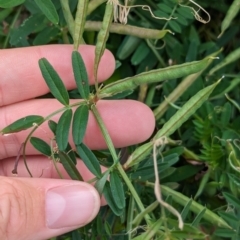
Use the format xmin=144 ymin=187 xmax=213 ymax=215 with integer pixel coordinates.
xmin=0 ymin=45 xmax=155 ymax=240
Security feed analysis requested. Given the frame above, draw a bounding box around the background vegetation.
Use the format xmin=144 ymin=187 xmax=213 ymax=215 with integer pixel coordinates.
xmin=0 ymin=0 xmax=240 ymax=239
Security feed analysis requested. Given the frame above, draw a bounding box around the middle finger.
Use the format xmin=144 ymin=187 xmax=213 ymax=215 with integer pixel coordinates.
xmin=0 ymin=99 xmax=155 ymax=159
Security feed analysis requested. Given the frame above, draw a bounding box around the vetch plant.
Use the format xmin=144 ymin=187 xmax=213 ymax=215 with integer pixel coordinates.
xmin=1 ymin=0 xmax=240 ymax=239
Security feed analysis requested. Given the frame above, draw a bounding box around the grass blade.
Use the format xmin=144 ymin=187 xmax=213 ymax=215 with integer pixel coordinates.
xmin=39 ymin=58 xmax=69 ymax=106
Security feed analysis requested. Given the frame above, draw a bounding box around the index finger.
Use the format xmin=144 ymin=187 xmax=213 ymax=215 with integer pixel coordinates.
xmin=0 ymin=45 xmax=115 ymax=106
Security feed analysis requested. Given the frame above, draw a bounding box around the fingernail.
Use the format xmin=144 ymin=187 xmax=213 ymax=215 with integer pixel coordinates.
xmin=46 ymin=184 xmax=99 ymax=229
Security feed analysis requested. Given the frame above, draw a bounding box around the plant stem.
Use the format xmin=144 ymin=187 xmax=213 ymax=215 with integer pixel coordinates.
xmin=60 ymin=0 xmax=75 ymax=37
xmin=91 ymin=104 xmax=118 ymax=163
xmin=87 ymin=0 xmax=107 ymax=15
xmin=91 ymin=104 xmax=151 ymax=224
xmin=117 ymin=163 xmax=151 ymax=224
xmin=21 ymin=101 xmax=85 ymax=177
xmin=3 ymin=6 xmax=22 ymax=49
xmin=162 ymin=4 xmax=178 ymax=30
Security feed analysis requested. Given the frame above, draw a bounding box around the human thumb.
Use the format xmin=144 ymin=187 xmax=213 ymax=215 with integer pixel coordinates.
xmin=0 ymin=176 xmax=100 ymax=240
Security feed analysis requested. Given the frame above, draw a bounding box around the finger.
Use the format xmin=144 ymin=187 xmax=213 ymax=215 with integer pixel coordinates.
xmin=0 ymin=176 xmax=100 ymax=240
xmin=0 ymin=155 xmax=108 ymax=206
xmin=0 ymin=45 xmax=115 ymax=106
xmin=0 ymin=99 xmax=155 ymax=159
xmin=0 ymin=155 xmax=100 ymax=181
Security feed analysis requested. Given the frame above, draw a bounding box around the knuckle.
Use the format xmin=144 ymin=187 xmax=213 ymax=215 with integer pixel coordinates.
xmin=0 ymin=177 xmax=33 ymax=240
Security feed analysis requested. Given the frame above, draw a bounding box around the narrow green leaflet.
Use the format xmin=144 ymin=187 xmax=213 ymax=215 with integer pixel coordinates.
xmin=110 ymin=171 xmax=125 ymax=209
xmin=191 ymin=208 xmax=206 ymax=227
xmin=58 ymin=151 xmax=83 ymax=181
xmin=0 ymin=0 xmax=25 ymax=8
xmin=214 ymin=228 xmax=237 ymax=238
xmin=10 ymin=14 xmax=45 ymax=46
xmin=95 ymin=171 xmax=109 ymax=194
xmin=39 ymin=58 xmax=69 ymax=106
xmin=30 ymin=137 xmax=51 ymax=156
xmin=1 ymin=115 xmax=44 ymax=134
xmin=65 ymin=143 xmax=77 ymax=165
xmin=33 ymin=27 xmax=60 ymax=45
xmin=48 ymin=120 xmax=57 ymax=134
xmin=181 ymin=199 xmax=193 ymax=221
xmin=221 ymin=102 xmax=232 ymax=127
xmin=194 ymin=170 xmax=210 ymax=200
xmin=72 ymin=105 xmax=89 ymax=145
xmin=34 ymin=0 xmax=59 ymax=24
xmin=56 ymin=109 xmax=73 ymax=151
xmin=219 ymin=0 xmax=240 ymax=37
xmin=103 ymin=182 xmax=123 ymax=216
xmin=218 ymin=211 xmax=239 ymax=225
xmin=167 ymin=220 xmax=207 ymax=239
xmin=155 ymin=80 xmax=221 ymax=138
xmin=131 ymin=41 xmax=150 ymax=66
xmin=0 ymin=8 xmax=12 ymax=22
xmin=94 ymin=3 xmax=113 ymax=85
xmin=71 ymin=229 xmax=82 ymax=240
xmin=48 ymin=119 xmax=77 ymax=164
xmin=76 ymin=143 xmax=101 ymax=178
xmin=72 ymin=51 xmax=90 ymax=99
xmin=223 ymin=192 xmax=240 ymax=210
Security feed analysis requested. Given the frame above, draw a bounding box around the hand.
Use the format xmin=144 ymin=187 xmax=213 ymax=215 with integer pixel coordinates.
xmin=0 ymin=45 xmax=155 ymax=240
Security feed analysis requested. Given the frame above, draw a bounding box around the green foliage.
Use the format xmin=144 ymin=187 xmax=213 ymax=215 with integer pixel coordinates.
xmin=1 ymin=0 xmax=240 ymax=239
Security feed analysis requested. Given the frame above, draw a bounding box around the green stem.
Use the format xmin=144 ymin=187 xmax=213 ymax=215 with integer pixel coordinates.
xmin=60 ymin=0 xmax=75 ymax=37
xmin=3 ymin=6 xmax=22 ymax=49
xmin=146 ymin=39 xmax=166 ymax=67
xmin=87 ymin=0 xmax=107 ymax=15
xmin=22 ymin=101 xmax=85 ymax=177
xmin=162 ymin=4 xmax=178 ymax=30
xmin=91 ymin=104 xmax=118 ymax=163
xmin=117 ymin=163 xmax=151 ymax=224
xmin=127 ymin=195 xmax=135 ymax=240
xmin=50 ymin=139 xmax=64 ymax=179
xmin=91 ymin=104 xmax=151 ymax=224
